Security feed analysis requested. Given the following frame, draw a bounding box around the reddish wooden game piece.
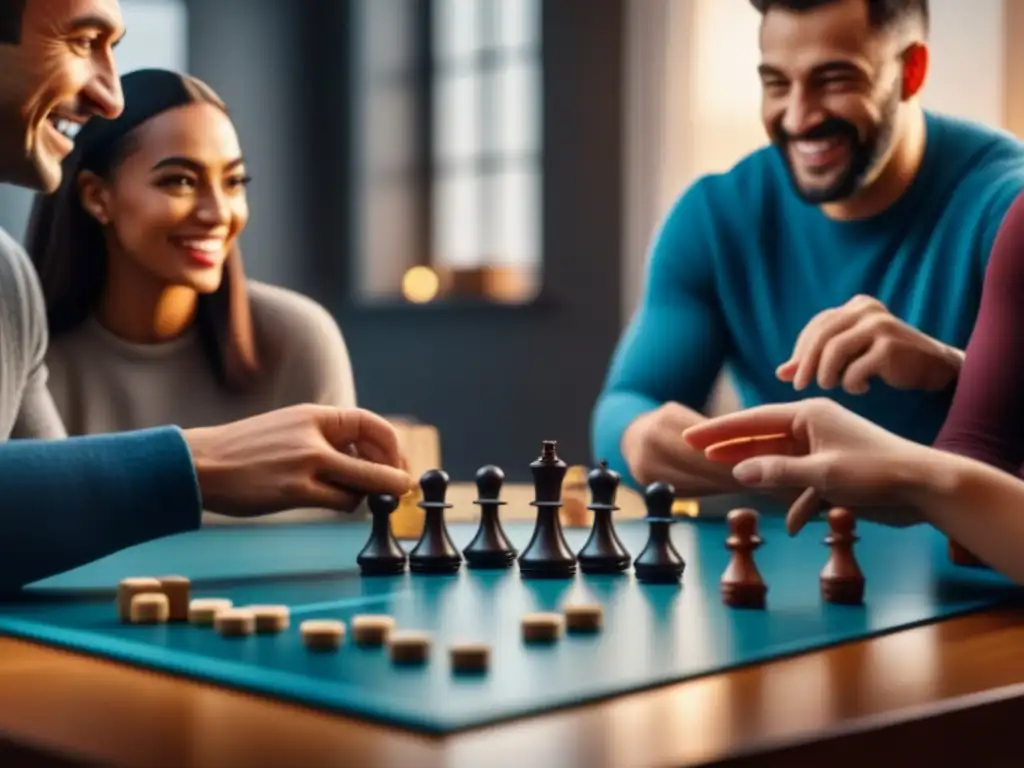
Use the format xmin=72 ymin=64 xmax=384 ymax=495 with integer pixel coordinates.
xmin=720 ymin=508 xmax=767 ymax=609
xmin=820 ymin=508 xmax=864 ymax=605
xmin=947 ymin=538 xmax=988 ymax=568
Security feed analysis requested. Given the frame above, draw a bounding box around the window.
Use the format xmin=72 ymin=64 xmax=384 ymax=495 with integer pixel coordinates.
xmin=350 ymin=0 xmax=543 ymax=304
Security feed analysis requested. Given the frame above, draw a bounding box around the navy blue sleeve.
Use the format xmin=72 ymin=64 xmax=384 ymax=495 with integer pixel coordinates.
xmin=591 ymin=178 xmax=733 ymax=482
xmin=0 ymin=426 xmax=202 ymax=591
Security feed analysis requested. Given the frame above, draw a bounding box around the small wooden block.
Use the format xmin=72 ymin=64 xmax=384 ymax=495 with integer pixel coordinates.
xmin=388 ymin=630 xmax=431 ymax=664
xmin=129 ymin=593 xmax=169 ymax=624
xmin=157 ymin=575 xmax=191 ymax=622
xmin=247 ymin=605 xmax=290 ymax=633
xmin=188 ymin=598 xmax=233 ymax=626
xmin=521 ymin=612 xmax=564 ymax=643
xmin=117 ymin=577 xmax=161 ymax=622
xmin=301 ymin=620 xmax=345 ymax=651
xmin=449 ymin=642 xmax=489 ymax=673
xmin=563 ymin=603 xmax=603 ymax=633
xmin=351 ymin=614 xmax=396 ymax=646
xmin=215 ymin=609 xmax=256 ymax=637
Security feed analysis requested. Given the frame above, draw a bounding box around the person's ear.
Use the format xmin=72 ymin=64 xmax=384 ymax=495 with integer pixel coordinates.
xmin=900 ymin=42 xmax=928 ymax=100
xmin=77 ymin=170 xmax=112 ymax=225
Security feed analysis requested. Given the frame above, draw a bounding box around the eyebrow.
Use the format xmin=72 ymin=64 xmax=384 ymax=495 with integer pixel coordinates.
xmin=66 ymin=13 xmax=127 ymax=46
xmin=151 ymin=156 xmax=246 ymax=173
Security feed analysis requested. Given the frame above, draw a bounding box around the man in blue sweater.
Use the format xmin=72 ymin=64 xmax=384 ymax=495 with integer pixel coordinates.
xmin=592 ymin=0 xmax=1024 ymax=496
xmin=0 ymin=0 xmax=411 ymax=590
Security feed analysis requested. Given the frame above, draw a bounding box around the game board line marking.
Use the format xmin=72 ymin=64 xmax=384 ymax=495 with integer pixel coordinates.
xmin=286 ymin=591 xmax=411 ymax=616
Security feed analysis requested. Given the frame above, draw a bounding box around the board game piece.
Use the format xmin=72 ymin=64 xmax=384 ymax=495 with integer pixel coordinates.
xmin=188 ymin=597 xmax=233 ymax=626
xmin=518 ymin=440 xmax=578 ymax=579
xmin=117 ymin=577 xmax=161 ymax=622
xmin=948 ymin=538 xmax=988 ymax=568
xmin=820 ymin=507 xmax=865 ymax=605
xmin=352 ymin=615 xmax=396 ymax=646
xmin=633 ymin=482 xmax=685 ymax=584
xmin=408 ymin=469 xmax=463 ymax=574
xmin=576 ymin=460 xmax=631 ymax=574
xmin=563 ymin=602 xmax=603 ymax=633
xmin=463 ymin=464 xmax=517 ymax=569
xmin=156 ymin=575 xmax=190 ymax=622
xmin=300 ymin=619 xmax=345 ymax=651
xmin=521 ymin=612 xmax=564 ymax=643
xmin=215 ymin=608 xmax=256 ymax=637
xmin=450 ymin=642 xmax=490 ymax=673
xmin=129 ymin=593 xmax=169 ymax=624
xmin=720 ymin=508 xmax=767 ymax=609
xmin=388 ymin=630 xmax=431 ymax=664
xmin=357 ymin=493 xmax=408 ymax=576
xmin=247 ymin=605 xmax=290 ymax=633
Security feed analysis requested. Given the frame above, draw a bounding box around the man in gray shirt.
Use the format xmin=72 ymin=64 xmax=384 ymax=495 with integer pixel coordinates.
xmin=0 ymin=0 xmax=411 ymax=590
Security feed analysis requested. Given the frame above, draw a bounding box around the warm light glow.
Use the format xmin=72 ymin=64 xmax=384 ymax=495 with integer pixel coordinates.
xmin=402 ymin=266 xmax=440 ymax=303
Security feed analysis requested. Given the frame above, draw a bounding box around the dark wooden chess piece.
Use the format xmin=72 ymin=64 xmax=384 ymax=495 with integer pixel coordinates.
xmin=947 ymin=537 xmax=988 ymax=568
xmin=633 ymin=482 xmax=684 ymax=584
xmin=463 ymin=464 xmax=518 ymax=569
xmin=357 ymin=494 xmax=408 ymax=576
xmin=408 ymin=469 xmax=463 ymax=574
xmin=720 ymin=507 xmax=767 ymax=608
xmin=820 ymin=507 xmax=865 ymax=605
xmin=517 ymin=440 xmax=577 ymax=579
xmin=577 ymin=460 xmax=632 ymax=574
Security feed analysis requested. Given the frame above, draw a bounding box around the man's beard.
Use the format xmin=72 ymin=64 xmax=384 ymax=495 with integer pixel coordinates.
xmin=772 ymin=84 xmax=901 ymax=205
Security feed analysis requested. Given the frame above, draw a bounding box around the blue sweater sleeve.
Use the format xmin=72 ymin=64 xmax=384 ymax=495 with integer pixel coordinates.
xmin=591 ymin=178 xmax=733 ymax=482
xmin=1 ymin=426 xmax=202 ymax=591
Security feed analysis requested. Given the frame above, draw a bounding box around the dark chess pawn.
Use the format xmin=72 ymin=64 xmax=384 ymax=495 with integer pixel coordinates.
xmin=463 ymin=464 xmax=517 ymax=569
xmin=518 ymin=440 xmax=578 ymax=579
xmin=357 ymin=494 xmax=408 ymax=576
xmin=408 ymin=469 xmax=463 ymax=574
xmin=633 ymin=482 xmax=685 ymax=584
xmin=820 ymin=507 xmax=865 ymax=605
xmin=576 ymin=460 xmax=631 ymax=574
xmin=720 ymin=507 xmax=767 ymax=609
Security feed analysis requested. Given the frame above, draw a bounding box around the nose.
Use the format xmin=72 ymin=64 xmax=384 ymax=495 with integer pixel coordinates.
xmin=195 ymin=188 xmax=232 ymax=227
xmin=82 ymin=53 xmax=124 ymax=119
xmin=780 ymin=86 xmax=826 ymax=138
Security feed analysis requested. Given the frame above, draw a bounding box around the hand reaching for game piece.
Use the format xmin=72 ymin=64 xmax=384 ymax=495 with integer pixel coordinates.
xmin=681 ymin=398 xmax=929 ymax=533
xmin=622 ymin=402 xmax=744 ymax=497
xmin=183 ymin=404 xmax=412 ymax=517
xmin=776 ymin=295 xmax=963 ymax=394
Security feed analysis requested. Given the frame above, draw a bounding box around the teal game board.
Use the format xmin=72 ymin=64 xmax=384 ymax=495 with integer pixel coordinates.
xmin=0 ymin=516 xmax=1018 ymax=734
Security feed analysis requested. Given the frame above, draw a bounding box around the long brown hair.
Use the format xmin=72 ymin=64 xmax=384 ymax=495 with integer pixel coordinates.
xmin=25 ymin=68 xmax=260 ymax=391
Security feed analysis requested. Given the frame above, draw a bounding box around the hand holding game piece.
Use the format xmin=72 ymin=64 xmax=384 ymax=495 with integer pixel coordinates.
xmin=183 ymin=404 xmax=412 ymax=517
xmin=776 ymin=294 xmax=962 ymax=395
xmin=820 ymin=507 xmax=865 ymax=605
xmin=720 ymin=508 xmax=767 ymax=609
xmin=682 ymin=398 xmax=929 ymax=533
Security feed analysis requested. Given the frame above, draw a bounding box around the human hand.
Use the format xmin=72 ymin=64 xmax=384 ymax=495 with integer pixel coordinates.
xmin=622 ymin=402 xmax=741 ymax=496
xmin=184 ymin=404 xmax=412 ymax=516
xmin=776 ymin=295 xmax=963 ymax=394
xmin=681 ymin=398 xmax=929 ymax=533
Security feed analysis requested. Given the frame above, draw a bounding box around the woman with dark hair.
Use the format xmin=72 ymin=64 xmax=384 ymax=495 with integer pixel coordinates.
xmin=25 ymin=69 xmax=357 ymax=518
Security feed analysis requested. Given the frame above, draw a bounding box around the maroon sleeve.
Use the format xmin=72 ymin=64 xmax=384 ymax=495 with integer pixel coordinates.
xmin=933 ymin=192 xmax=1024 ymax=474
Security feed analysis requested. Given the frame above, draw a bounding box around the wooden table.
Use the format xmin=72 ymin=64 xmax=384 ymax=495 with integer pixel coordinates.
xmin=2 ymin=488 xmax=1023 ymax=767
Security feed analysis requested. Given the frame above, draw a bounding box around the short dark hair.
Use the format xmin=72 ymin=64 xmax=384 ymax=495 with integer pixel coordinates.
xmin=0 ymin=0 xmax=27 ymax=44
xmin=749 ymin=0 xmax=928 ymax=32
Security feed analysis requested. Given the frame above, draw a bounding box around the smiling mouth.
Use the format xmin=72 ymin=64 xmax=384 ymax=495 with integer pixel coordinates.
xmin=46 ymin=114 xmax=84 ymax=141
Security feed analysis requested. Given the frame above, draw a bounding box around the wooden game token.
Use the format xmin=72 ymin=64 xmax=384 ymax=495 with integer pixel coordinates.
xmin=117 ymin=577 xmax=161 ymax=622
xmin=129 ymin=592 xmax=169 ymax=624
xmin=188 ymin=598 xmax=233 ymax=626
xmin=521 ymin=612 xmax=564 ymax=643
xmin=247 ymin=605 xmax=290 ymax=633
xmin=157 ymin=575 xmax=191 ymax=622
xmin=215 ymin=608 xmax=256 ymax=637
xmin=351 ymin=614 xmax=396 ymax=646
xmin=387 ymin=630 xmax=431 ymax=664
xmin=300 ymin=620 xmax=345 ymax=651
xmin=563 ymin=603 xmax=603 ymax=633
xmin=449 ymin=642 xmax=489 ymax=673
